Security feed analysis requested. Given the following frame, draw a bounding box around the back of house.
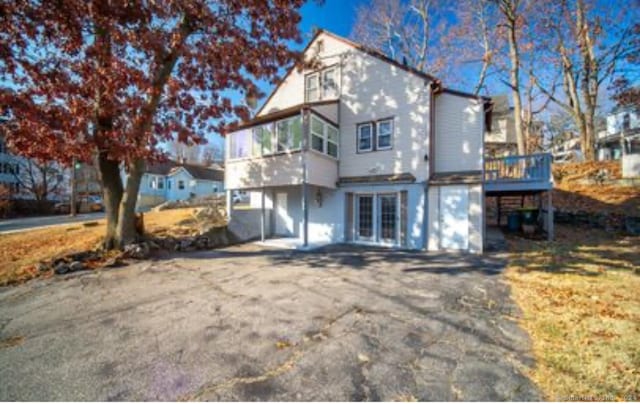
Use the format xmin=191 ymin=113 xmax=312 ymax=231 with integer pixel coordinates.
xmin=224 ymin=30 xmax=498 ymax=253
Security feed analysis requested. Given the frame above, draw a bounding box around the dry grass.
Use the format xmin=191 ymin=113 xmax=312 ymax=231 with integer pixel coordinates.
xmin=0 ymin=208 xmax=196 ymax=286
xmin=505 ymin=224 xmax=640 ymax=401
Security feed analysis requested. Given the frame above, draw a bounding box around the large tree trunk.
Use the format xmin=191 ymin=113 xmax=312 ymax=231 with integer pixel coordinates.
xmin=97 ymin=152 xmax=124 ymax=250
xmin=115 ymin=158 xmax=145 ymax=247
xmin=506 ymin=9 xmax=526 ymax=155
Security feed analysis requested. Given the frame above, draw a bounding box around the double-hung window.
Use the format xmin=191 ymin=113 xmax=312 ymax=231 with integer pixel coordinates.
xmin=376 ymin=119 xmax=393 ymax=150
xmin=357 ymin=123 xmax=373 ymax=152
xmin=305 ymin=73 xmax=319 ymax=102
xmin=311 ymin=116 xmax=325 ymax=153
xmin=305 ymin=67 xmax=339 ymax=102
xmin=310 ymin=115 xmax=339 ymax=158
xmin=322 ymin=68 xmax=338 ymax=99
xmin=357 ymin=118 xmax=394 ymax=153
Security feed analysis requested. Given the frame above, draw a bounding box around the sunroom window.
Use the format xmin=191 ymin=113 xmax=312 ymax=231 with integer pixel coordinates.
xmin=310 ymin=115 xmax=339 ymax=158
xmin=276 ymin=116 xmax=302 ymax=152
xmin=229 ymin=129 xmax=251 ymax=159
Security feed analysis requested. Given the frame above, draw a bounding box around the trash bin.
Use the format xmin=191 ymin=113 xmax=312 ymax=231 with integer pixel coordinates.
xmin=507 ymin=212 xmax=521 ymax=232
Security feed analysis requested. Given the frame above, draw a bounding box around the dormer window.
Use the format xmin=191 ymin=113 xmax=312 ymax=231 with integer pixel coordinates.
xmin=305 ymin=66 xmax=339 ymax=102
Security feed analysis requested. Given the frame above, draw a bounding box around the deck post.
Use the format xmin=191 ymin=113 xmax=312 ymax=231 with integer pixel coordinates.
xmin=546 ymin=191 xmax=554 ymax=241
xmin=260 ymin=188 xmax=266 ymax=242
xmin=226 ymin=189 xmax=233 ymax=220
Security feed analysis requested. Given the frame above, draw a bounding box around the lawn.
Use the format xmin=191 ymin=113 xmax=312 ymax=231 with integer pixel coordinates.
xmin=505 ymin=224 xmax=640 ymax=401
xmin=0 ymin=208 xmax=197 ymax=286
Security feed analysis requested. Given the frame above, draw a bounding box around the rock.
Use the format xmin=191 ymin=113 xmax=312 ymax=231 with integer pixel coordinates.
xmin=69 ymin=261 xmax=84 ymax=272
xmin=123 ymin=242 xmax=151 ymax=260
xmin=195 ymin=236 xmax=209 ymax=250
xmin=198 ymin=225 xmax=230 ymax=248
xmin=146 ymin=239 xmax=161 ymax=250
xmin=37 ymin=262 xmax=50 ymax=273
xmin=54 ymin=263 xmax=70 ymax=275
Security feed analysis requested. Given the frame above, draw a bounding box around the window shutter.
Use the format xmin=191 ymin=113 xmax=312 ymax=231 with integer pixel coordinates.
xmin=345 ymin=192 xmax=354 ymax=241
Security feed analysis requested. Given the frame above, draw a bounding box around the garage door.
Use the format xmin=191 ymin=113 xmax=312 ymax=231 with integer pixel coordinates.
xmin=439 ymin=185 xmax=469 ymax=250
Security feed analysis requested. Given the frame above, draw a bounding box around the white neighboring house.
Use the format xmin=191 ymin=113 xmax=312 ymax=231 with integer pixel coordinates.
xmin=135 ymin=160 xmax=224 ymax=209
xmin=597 ymin=106 xmax=640 ymax=160
xmin=224 ymin=30 xmax=553 ymax=253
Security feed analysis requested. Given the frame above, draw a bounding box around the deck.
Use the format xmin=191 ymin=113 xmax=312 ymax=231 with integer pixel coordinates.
xmin=484 ymin=153 xmax=552 ymax=194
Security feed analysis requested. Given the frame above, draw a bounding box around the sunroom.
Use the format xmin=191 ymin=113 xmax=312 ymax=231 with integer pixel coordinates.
xmin=224 ymin=101 xmax=341 ymax=248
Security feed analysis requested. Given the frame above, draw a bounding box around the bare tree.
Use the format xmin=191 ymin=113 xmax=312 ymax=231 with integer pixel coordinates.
xmin=493 ymin=0 xmax=528 ymax=155
xmin=351 ymin=0 xmax=449 ymax=75
xmin=11 ymin=158 xmax=65 ymax=203
xmin=533 ymin=1 xmax=639 ymax=160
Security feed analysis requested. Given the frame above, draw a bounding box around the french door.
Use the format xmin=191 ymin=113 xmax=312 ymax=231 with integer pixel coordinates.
xmin=355 ymin=193 xmax=398 ymax=245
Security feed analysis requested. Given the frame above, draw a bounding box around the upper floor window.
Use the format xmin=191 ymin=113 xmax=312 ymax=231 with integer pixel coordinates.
xmin=157 ymin=177 xmax=164 ymax=189
xmin=305 ymin=73 xmax=319 ymax=102
xmin=305 ymin=66 xmax=339 ymax=102
xmin=357 ymin=118 xmax=394 ymax=153
xmin=376 ymin=119 xmax=393 ymax=150
xmin=178 ymin=180 xmax=185 ymax=190
xmin=322 ymin=68 xmax=338 ymax=99
xmin=622 ymin=113 xmax=630 ymax=131
xmin=310 ymin=115 xmax=339 ymax=158
xmin=357 ymin=123 xmax=373 ymax=152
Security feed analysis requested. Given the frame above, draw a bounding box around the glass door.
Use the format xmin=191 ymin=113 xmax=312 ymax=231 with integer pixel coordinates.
xmin=378 ymin=194 xmax=398 ymax=245
xmin=356 ymin=195 xmax=374 ymax=241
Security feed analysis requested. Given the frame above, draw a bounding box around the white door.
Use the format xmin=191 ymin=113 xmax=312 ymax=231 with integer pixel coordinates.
xmin=439 ymin=186 xmax=469 ymax=250
xmin=275 ymin=192 xmax=292 ymax=236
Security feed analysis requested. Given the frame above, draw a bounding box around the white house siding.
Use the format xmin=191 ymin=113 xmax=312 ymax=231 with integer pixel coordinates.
xmin=225 ymin=153 xmax=304 ymax=190
xmin=311 ymin=103 xmax=339 ymax=124
xmin=427 ymin=184 xmax=483 ymax=253
xmin=434 ymin=93 xmax=484 ymax=173
xmin=306 ymin=151 xmax=338 ymax=189
xmin=339 ymin=52 xmax=431 ymax=182
xmin=258 ymin=34 xmax=352 ymax=116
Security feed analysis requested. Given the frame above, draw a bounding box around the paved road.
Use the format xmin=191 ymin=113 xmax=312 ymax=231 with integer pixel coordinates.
xmin=0 ymin=212 xmax=105 ymax=234
xmin=0 ymin=245 xmax=539 ymax=401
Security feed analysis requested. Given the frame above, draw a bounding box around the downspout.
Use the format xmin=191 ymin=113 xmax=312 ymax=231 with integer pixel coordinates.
xmin=301 ymin=107 xmax=309 ymax=248
xmin=422 ymin=80 xmax=441 ymax=249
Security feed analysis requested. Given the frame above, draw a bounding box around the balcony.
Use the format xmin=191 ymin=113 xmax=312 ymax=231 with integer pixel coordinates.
xmin=484 ymin=153 xmax=552 ymax=193
xmin=225 ymin=102 xmax=339 ymax=191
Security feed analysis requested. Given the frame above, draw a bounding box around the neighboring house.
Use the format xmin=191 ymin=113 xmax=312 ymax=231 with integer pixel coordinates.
xmin=550 ymin=132 xmax=583 ymax=163
xmin=0 ymin=133 xmax=22 ymax=196
xmin=136 ymin=160 xmax=224 ymax=209
xmin=485 ymin=95 xmax=517 ymax=156
xmin=224 ymin=30 xmax=553 ymax=253
xmin=597 ymin=106 xmax=640 ymax=160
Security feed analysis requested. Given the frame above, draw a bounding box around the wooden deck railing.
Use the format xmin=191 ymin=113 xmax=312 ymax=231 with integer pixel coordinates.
xmin=484 ymin=153 xmax=552 ymax=183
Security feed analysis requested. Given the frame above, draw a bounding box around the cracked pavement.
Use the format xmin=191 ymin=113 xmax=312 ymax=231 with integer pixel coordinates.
xmin=0 ymin=244 xmax=539 ymax=401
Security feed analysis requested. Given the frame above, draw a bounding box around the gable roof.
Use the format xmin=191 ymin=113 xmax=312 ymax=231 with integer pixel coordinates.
xmin=146 ymin=160 xmax=223 ymax=182
xmin=255 ymin=29 xmax=441 ymax=117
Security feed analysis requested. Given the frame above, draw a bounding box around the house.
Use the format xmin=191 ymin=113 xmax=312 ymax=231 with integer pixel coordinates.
xmin=224 ymin=30 xmax=553 ymax=253
xmin=136 ymin=160 xmax=224 ymax=209
xmin=485 ymin=95 xmax=517 ymax=156
xmin=597 ymin=106 xmax=640 ymax=161
xmin=0 ymin=132 xmax=22 ymax=196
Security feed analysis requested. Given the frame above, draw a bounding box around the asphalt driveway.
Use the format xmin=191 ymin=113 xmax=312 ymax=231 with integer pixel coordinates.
xmin=0 ymin=245 xmax=539 ymax=401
